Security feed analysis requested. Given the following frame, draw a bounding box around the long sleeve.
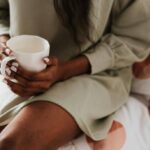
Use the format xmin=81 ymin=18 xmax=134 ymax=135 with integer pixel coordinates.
xmin=83 ymin=0 xmax=150 ymax=74
xmin=0 ymin=0 xmax=9 ymax=35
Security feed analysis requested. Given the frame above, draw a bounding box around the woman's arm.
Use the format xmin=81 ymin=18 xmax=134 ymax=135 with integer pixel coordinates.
xmin=81 ymin=0 xmax=150 ymax=74
xmin=60 ymin=55 xmax=91 ymax=80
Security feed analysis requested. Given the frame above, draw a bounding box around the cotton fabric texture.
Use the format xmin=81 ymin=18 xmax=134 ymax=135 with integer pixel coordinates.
xmin=0 ymin=0 xmax=150 ymax=140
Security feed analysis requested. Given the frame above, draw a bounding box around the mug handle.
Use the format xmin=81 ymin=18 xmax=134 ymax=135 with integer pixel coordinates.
xmin=0 ymin=56 xmax=16 ymax=77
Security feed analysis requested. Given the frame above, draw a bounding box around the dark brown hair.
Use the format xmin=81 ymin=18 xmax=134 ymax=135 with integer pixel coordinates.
xmin=54 ymin=0 xmax=92 ymax=44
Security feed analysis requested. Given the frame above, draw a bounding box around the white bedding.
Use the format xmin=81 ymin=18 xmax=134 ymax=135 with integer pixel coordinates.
xmin=0 ymin=76 xmax=150 ymax=150
xmin=59 ymin=95 xmax=150 ymax=150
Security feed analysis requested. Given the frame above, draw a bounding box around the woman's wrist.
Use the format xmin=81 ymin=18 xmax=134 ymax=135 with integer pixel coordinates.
xmin=60 ymin=55 xmax=91 ymax=81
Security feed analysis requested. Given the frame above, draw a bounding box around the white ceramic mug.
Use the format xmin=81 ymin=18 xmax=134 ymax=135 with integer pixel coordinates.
xmin=0 ymin=35 xmax=50 ymax=77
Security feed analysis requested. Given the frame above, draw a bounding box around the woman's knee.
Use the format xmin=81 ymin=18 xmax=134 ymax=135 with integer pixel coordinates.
xmin=0 ymin=101 xmax=81 ymax=149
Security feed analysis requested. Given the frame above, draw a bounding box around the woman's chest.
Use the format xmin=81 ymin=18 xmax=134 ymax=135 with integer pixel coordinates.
xmin=8 ymin=0 xmax=80 ymax=61
xmin=8 ymin=0 xmax=62 ymax=40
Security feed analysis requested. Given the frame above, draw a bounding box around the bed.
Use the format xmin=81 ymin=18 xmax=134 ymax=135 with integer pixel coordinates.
xmin=0 ymin=75 xmax=150 ymax=150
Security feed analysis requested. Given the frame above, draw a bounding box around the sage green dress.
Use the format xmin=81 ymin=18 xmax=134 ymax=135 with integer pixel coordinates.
xmin=0 ymin=0 xmax=150 ymax=140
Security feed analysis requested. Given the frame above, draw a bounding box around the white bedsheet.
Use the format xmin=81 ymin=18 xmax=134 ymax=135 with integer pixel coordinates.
xmin=59 ymin=95 xmax=150 ymax=150
xmin=0 ymin=76 xmax=150 ymax=150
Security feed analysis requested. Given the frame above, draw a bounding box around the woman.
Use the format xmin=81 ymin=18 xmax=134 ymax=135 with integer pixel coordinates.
xmin=0 ymin=0 xmax=149 ymax=149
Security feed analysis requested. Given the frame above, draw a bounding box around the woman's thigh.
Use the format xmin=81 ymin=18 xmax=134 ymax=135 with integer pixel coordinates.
xmin=0 ymin=101 xmax=82 ymax=150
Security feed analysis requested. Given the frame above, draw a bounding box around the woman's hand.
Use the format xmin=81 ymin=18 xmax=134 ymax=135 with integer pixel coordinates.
xmin=133 ymin=54 xmax=150 ymax=79
xmin=0 ymin=35 xmax=11 ymax=61
xmin=4 ymin=57 xmax=64 ymax=97
xmin=3 ymin=55 xmax=90 ymax=97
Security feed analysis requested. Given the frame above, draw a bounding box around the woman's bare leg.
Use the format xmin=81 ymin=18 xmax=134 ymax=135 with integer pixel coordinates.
xmin=0 ymin=101 xmax=82 ymax=150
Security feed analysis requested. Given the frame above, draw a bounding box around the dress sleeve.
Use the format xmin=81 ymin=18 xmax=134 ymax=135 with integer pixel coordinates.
xmin=83 ymin=0 xmax=150 ymax=74
xmin=0 ymin=0 xmax=9 ymax=35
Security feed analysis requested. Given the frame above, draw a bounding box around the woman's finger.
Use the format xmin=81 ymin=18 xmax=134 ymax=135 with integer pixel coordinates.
xmin=0 ymin=43 xmax=12 ymax=58
xmin=10 ymin=64 xmax=52 ymax=81
xmin=24 ymin=81 xmax=51 ymax=90
xmin=13 ymin=73 xmax=51 ymax=90
xmin=4 ymin=48 xmax=12 ymax=56
xmin=4 ymin=78 xmax=48 ymax=97
xmin=8 ymin=64 xmax=35 ymax=80
xmin=8 ymin=58 xmax=58 ymax=81
xmin=30 ymin=70 xmax=53 ymax=81
xmin=0 ymin=46 xmax=8 ymax=60
xmin=4 ymin=69 xmax=51 ymax=91
xmin=31 ymin=57 xmax=60 ymax=81
xmin=5 ymin=69 xmax=28 ymax=87
xmin=6 ymin=60 xmax=18 ymax=68
xmin=43 ymin=56 xmax=59 ymax=66
xmin=4 ymin=79 xmax=34 ymax=97
xmin=1 ymin=47 xmax=12 ymax=56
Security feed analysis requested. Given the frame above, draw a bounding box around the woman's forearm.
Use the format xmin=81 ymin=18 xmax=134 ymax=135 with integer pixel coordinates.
xmin=61 ymin=55 xmax=91 ymax=80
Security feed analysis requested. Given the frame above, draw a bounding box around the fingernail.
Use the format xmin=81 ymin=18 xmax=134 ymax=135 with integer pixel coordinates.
xmin=12 ymin=62 xmax=19 ymax=67
xmin=11 ymin=66 xmax=17 ymax=72
xmin=5 ymin=48 xmax=11 ymax=55
xmin=44 ymin=58 xmax=49 ymax=63
xmin=11 ymin=79 xmax=18 ymax=83
xmin=5 ymin=68 xmax=11 ymax=76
